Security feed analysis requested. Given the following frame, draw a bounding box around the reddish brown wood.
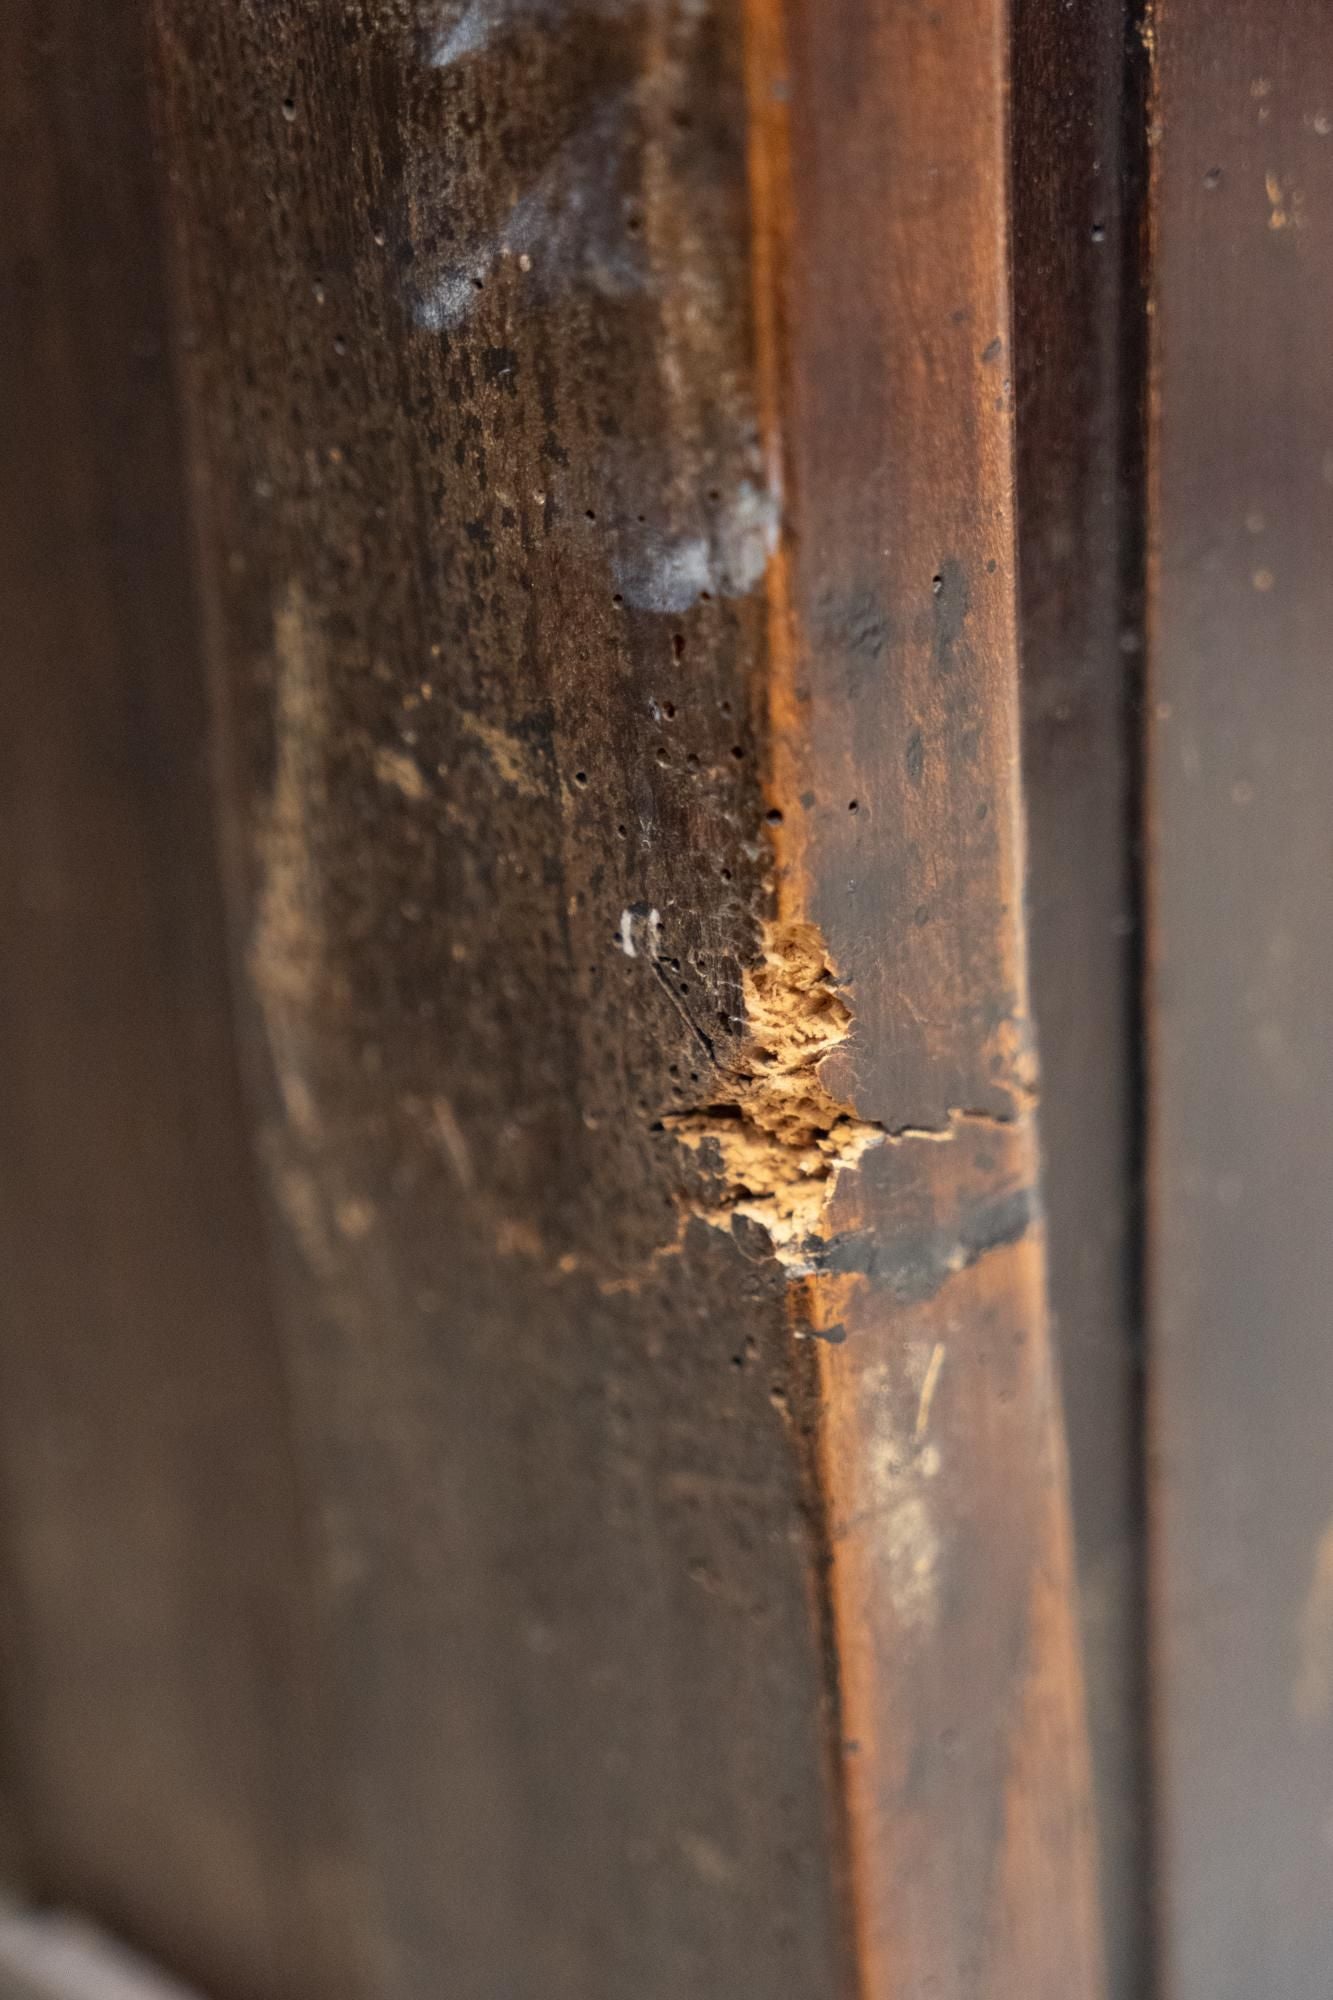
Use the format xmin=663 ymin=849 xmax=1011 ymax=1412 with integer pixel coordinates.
xmin=746 ymin=2 xmax=1105 ymax=1991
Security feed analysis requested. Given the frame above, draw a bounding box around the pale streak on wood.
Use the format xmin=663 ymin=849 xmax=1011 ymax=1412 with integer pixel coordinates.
xmin=0 ymin=1911 xmax=203 ymax=2000
xmin=1293 ymin=1520 xmax=1333 ymax=1729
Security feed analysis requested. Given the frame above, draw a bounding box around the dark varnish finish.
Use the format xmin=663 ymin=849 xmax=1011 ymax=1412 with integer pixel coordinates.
xmin=0 ymin=0 xmax=351 ymax=1993
xmin=146 ymin=2 xmax=846 ymax=1997
xmin=0 ymin=0 xmax=1124 ymax=1995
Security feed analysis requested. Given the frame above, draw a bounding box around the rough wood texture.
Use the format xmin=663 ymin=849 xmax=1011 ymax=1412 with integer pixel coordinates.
xmin=146 ymin=2 xmax=846 ymax=1996
xmin=1147 ymin=4 xmax=1333 ymax=1996
xmin=1 ymin=0 xmax=1106 ymax=1995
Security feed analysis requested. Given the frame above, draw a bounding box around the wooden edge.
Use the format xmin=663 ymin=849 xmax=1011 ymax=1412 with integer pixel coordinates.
xmin=741 ymin=1 xmax=1107 ymax=1992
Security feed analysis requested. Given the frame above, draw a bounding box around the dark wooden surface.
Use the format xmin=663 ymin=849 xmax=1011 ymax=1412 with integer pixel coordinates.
xmin=0 ymin=1 xmax=353 ymax=1993
xmin=1012 ymin=1 xmax=1150 ymax=1992
xmin=24 ymin=0 xmax=1333 ymax=1994
xmin=1 ymin=0 xmax=1109 ymax=1991
xmin=2 ymin=0 xmax=848 ymax=1994
xmin=144 ymin=0 xmax=848 ymax=1995
xmin=1148 ymin=3 xmax=1333 ymax=1996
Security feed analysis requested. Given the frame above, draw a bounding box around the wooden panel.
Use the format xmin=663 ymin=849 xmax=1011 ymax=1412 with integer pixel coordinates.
xmin=1148 ymin=4 xmax=1333 ymax=1994
xmin=1012 ymin=1 xmax=1151 ymax=1991
xmin=145 ymin=2 xmax=847 ymax=1996
xmin=749 ymin=1 xmax=1105 ymax=1991
xmin=2 ymin=0 xmax=1112 ymax=1994
xmin=0 ymin=3 xmax=354 ymax=1996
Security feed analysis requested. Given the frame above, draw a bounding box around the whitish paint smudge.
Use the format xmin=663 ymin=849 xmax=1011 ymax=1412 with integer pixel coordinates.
xmin=414 ymin=268 xmax=486 ymax=332
xmin=614 ymin=481 xmax=780 ymax=613
xmin=427 ymin=0 xmax=635 ymax=69
xmin=410 ymin=95 xmax=644 ymax=333
xmin=618 ymin=905 xmax=661 ymax=958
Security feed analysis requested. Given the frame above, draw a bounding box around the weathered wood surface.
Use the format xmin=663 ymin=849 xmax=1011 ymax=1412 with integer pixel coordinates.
xmin=1 ymin=0 xmax=1107 ymax=1995
xmin=1147 ymin=4 xmax=1333 ymax=1996
xmin=0 ymin=1 xmax=350 ymax=1993
xmin=748 ymin=1 xmax=1104 ymax=1992
xmin=5 ymin=1 xmax=847 ymax=1995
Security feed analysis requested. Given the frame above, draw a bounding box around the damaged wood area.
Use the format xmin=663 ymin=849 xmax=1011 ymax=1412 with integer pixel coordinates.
xmin=660 ymin=918 xmax=1037 ymax=1310
xmin=0 ymin=0 xmax=1108 ymax=1995
xmin=664 ymin=920 xmax=883 ymax=1270
xmin=738 ymin=0 xmax=1107 ymax=1990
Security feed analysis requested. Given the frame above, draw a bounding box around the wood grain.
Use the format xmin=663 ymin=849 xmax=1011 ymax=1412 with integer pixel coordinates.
xmin=2 ymin=1 xmax=1113 ymax=1994
xmin=1148 ymin=3 xmax=1333 ymax=1994
xmin=146 ymin=2 xmax=847 ymax=1995
xmin=747 ymin=1 xmax=1105 ymax=1991
xmin=0 ymin=2 xmax=352 ymax=1993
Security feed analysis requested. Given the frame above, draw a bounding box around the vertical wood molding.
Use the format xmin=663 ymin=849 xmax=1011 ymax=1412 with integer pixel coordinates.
xmin=1011 ymin=0 xmax=1152 ymax=1989
xmin=744 ymin=2 xmax=1106 ymax=1992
